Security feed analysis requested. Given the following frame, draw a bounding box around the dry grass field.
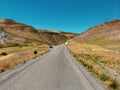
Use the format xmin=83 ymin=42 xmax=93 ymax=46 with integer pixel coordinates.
xmin=67 ymin=42 xmax=120 ymax=90
xmin=0 ymin=45 xmax=48 ymax=73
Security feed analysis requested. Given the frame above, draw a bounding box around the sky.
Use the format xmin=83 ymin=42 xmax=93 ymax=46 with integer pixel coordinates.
xmin=0 ymin=0 xmax=120 ymax=33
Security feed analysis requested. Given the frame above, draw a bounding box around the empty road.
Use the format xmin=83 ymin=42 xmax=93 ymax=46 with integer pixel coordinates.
xmin=0 ymin=45 xmax=105 ymax=90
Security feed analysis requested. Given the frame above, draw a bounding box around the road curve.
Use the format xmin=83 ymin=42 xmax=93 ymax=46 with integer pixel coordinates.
xmin=0 ymin=44 xmax=105 ymax=90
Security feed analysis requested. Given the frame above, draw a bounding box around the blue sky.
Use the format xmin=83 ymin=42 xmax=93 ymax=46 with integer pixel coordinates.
xmin=0 ymin=0 xmax=120 ymax=33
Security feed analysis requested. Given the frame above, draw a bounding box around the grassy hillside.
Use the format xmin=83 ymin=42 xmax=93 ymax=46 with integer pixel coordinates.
xmin=69 ymin=20 xmax=120 ymax=50
xmin=67 ymin=43 xmax=120 ymax=90
xmin=0 ymin=19 xmax=78 ymax=46
xmin=0 ymin=44 xmax=48 ymax=72
xmin=66 ymin=20 xmax=120 ymax=90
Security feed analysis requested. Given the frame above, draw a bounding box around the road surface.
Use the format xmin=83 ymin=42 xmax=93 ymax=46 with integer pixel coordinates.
xmin=0 ymin=44 xmax=105 ymax=90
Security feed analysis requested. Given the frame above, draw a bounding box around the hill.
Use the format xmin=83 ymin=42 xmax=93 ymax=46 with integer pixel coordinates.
xmin=68 ymin=20 xmax=120 ymax=50
xmin=0 ymin=19 xmax=77 ymax=47
xmin=66 ymin=20 xmax=120 ymax=89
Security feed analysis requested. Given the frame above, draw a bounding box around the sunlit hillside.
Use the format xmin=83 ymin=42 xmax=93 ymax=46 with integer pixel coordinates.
xmin=0 ymin=19 xmax=78 ymax=47
xmin=69 ymin=20 xmax=120 ymax=51
xmin=66 ymin=20 xmax=120 ymax=90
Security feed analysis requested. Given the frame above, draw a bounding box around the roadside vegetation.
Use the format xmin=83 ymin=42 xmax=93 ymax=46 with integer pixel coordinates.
xmin=86 ymin=40 xmax=120 ymax=52
xmin=67 ymin=42 xmax=120 ymax=90
xmin=0 ymin=44 xmax=48 ymax=73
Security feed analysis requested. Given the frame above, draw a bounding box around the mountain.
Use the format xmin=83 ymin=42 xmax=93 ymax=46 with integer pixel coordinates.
xmin=68 ymin=20 xmax=120 ymax=50
xmin=0 ymin=19 xmax=77 ymax=47
xmin=37 ymin=30 xmax=77 ymax=44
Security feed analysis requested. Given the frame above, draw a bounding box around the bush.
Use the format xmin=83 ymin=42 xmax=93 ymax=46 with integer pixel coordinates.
xmin=0 ymin=68 xmax=5 ymax=73
xmin=99 ymin=73 xmax=109 ymax=81
xmin=0 ymin=52 xmax=8 ymax=56
xmin=110 ymin=79 xmax=119 ymax=89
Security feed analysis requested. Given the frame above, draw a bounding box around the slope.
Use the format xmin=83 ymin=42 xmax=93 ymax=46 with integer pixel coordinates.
xmin=66 ymin=20 xmax=120 ymax=89
xmin=69 ymin=20 xmax=120 ymax=50
xmin=0 ymin=19 xmax=77 ymax=46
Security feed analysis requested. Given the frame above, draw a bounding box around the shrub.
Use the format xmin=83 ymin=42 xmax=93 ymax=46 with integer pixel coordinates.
xmin=0 ymin=52 xmax=8 ymax=56
xmin=110 ymin=79 xmax=119 ymax=89
xmin=99 ymin=73 xmax=109 ymax=81
xmin=0 ymin=68 xmax=5 ymax=73
xmin=23 ymin=60 xmax=26 ymax=63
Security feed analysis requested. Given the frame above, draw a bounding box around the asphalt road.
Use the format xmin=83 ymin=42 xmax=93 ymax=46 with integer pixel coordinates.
xmin=0 ymin=44 xmax=105 ymax=90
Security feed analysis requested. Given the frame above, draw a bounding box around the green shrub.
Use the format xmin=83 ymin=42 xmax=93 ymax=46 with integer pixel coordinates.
xmin=99 ymin=73 xmax=109 ymax=81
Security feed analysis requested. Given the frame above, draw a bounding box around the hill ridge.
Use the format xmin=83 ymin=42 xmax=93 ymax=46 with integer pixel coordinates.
xmin=68 ymin=20 xmax=120 ymax=50
xmin=0 ymin=19 xmax=77 ymax=46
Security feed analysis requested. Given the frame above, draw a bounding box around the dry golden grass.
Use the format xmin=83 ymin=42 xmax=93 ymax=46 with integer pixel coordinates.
xmin=67 ymin=42 xmax=120 ymax=90
xmin=0 ymin=45 xmax=48 ymax=72
xmin=67 ymin=43 xmax=120 ymax=73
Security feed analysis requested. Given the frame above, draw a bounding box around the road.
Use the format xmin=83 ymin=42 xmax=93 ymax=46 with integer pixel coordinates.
xmin=0 ymin=44 xmax=105 ymax=90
